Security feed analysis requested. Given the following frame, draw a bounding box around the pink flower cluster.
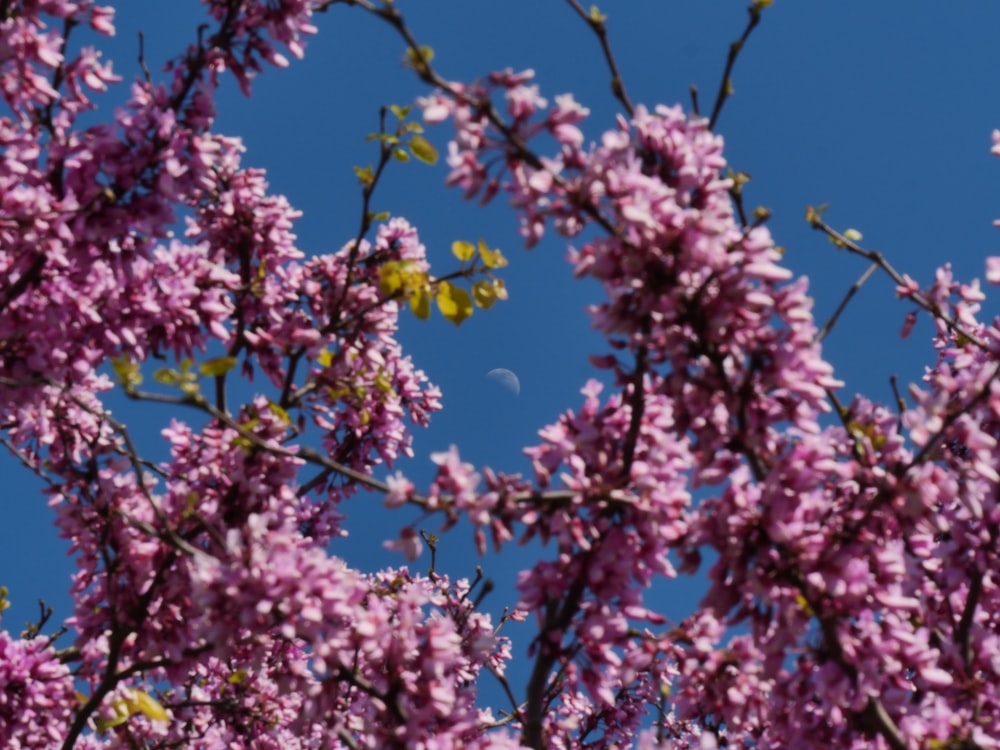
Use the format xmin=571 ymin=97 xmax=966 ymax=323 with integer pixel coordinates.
xmin=417 ymin=67 xmax=1000 ymax=748
xmin=0 ymin=2 xmax=473 ymax=748
xmin=0 ymin=631 xmax=76 ymax=748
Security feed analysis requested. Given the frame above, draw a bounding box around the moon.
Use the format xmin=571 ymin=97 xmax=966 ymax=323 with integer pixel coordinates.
xmin=486 ymin=368 xmax=520 ymax=396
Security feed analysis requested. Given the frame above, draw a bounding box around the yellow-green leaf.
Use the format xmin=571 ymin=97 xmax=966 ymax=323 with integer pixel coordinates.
xmin=96 ymin=697 xmax=131 ymax=732
xmin=409 ymin=135 xmax=438 ymax=165
xmin=805 ymin=202 xmax=830 ymax=225
xmin=96 ymin=714 xmax=129 ymax=733
xmin=316 ymin=349 xmax=333 ymax=368
xmin=179 ymin=380 xmax=201 ymax=397
xmin=389 ymin=104 xmax=411 ymax=120
xmin=478 ymin=239 xmax=508 ymax=269
xmin=353 ymin=164 xmax=375 ymax=187
xmin=795 ymin=593 xmax=815 ymax=618
xmin=403 ymin=45 xmax=435 ymax=70
xmin=589 ymin=5 xmax=607 ymax=22
xmin=436 ymin=281 xmax=473 ymax=326
xmin=183 ymin=491 xmax=199 ymax=518
xmin=410 ymin=287 xmax=431 ymax=319
xmin=472 ymin=279 xmax=497 ymax=309
xmin=266 ymin=400 xmax=292 ymax=425
xmin=380 ymin=260 xmax=427 ymax=299
xmin=374 ymin=371 xmax=393 ymax=393
xmin=392 ymin=148 xmax=411 ymax=162
xmin=379 ymin=261 xmax=404 ymax=296
xmin=843 ymin=228 xmax=863 ymax=242
xmin=452 ymin=240 xmax=475 ymax=262
xmin=153 ymin=368 xmax=180 ymax=386
xmin=228 ymin=669 xmax=249 ymax=685
xmin=131 ymin=689 xmax=169 ymax=722
xmin=199 ymin=356 xmax=237 ymax=378
xmin=111 ymin=355 xmax=143 ymax=389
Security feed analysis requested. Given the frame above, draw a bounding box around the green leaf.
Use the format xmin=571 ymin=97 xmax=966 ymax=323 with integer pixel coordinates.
xmin=478 ymin=239 xmax=508 ymax=269
xmin=183 ymin=491 xmax=199 ymax=518
xmin=392 ymin=148 xmax=411 ymax=162
xmin=436 ymin=281 xmax=473 ymax=326
xmin=472 ymin=279 xmax=497 ymax=309
xmin=492 ymin=278 xmax=508 ymax=301
xmin=804 ymin=202 xmax=830 ymax=226
xmin=179 ymin=379 xmax=201 ymax=397
xmin=380 ymin=260 xmax=426 ymax=297
xmin=111 ymin=355 xmax=142 ymax=389
xmin=408 ymin=135 xmax=438 ymax=165
xmin=451 ymin=240 xmax=475 ymax=262
xmin=403 ymin=45 xmax=435 ymax=71
xmin=131 ymin=689 xmax=169 ymax=722
xmin=410 ymin=287 xmax=431 ymax=319
xmin=96 ymin=696 xmax=131 ymax=732
xmin=374 ymin=371 xmax=393 ymax=393
xmin=266 ymin=400 xmax=292 ymax=425
xmin=199 ymin=356 xmax=237 ymax=377
xmin=153 ymin=368 xmax=180 ymax=387
xmin=389 ymin=104 xmax=411 ymax=120
xmin=353 ymin=164 xmax=375 ymax=187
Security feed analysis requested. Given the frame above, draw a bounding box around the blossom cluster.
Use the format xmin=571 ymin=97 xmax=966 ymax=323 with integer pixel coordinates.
xmin=416 ymin=65 xmax=1000 ymax=748
xmin=0 ymin=2 xmax=473 ymax=748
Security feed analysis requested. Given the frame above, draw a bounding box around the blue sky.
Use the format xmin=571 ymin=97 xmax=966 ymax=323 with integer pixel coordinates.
xmin=3 ymin=0 xmax=1000 ymax=709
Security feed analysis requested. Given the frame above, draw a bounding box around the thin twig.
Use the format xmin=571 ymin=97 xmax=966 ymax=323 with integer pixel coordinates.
xmin=326 ymin=0 xmax=622 ymax=240
xmin=708 ymin=2 xmax=768 ymax=130
xmin=815 ymin=261 xmax=877 ymax=344
xmin=563 ymin=0 xmax=634 ymax=117
xmin=689 ymin=84 xmax=700 ymax=117
xmin=808 ymin=216 xmax=986 ymax=349
xmin=138 ymin=31 xmax=152 ymax=83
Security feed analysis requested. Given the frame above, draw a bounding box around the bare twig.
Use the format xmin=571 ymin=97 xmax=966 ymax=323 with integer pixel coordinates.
xmin=563 ymin=0 xmax=634 ymax=117
xmin=708 ymin=2 xmax=768 ymax=131
xmin=815 ymin=261 xmax=877 ymax=344
xmin=808 ymin=215 xmax=986 ymax=350
xmin=138 ymin=31 xmax=152 ymax=83
xmin=324 ymin=0 xmax=622 ymax=240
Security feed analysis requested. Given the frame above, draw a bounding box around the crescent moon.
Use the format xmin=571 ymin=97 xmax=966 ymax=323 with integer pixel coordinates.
xmin=486 ymin=368 xmax=520 ymax=396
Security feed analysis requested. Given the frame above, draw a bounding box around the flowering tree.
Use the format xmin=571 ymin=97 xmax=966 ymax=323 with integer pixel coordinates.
xmin=2 ymin=1 xmax=999 ymax=748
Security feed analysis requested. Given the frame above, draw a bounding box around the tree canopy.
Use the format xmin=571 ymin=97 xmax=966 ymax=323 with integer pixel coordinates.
xmin=1 ymin=2 xmax=999 ymax=748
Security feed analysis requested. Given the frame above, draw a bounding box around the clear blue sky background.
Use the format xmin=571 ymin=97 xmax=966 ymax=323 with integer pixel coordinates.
xmin=3 ymin=0 xmax=1000 ymax=706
